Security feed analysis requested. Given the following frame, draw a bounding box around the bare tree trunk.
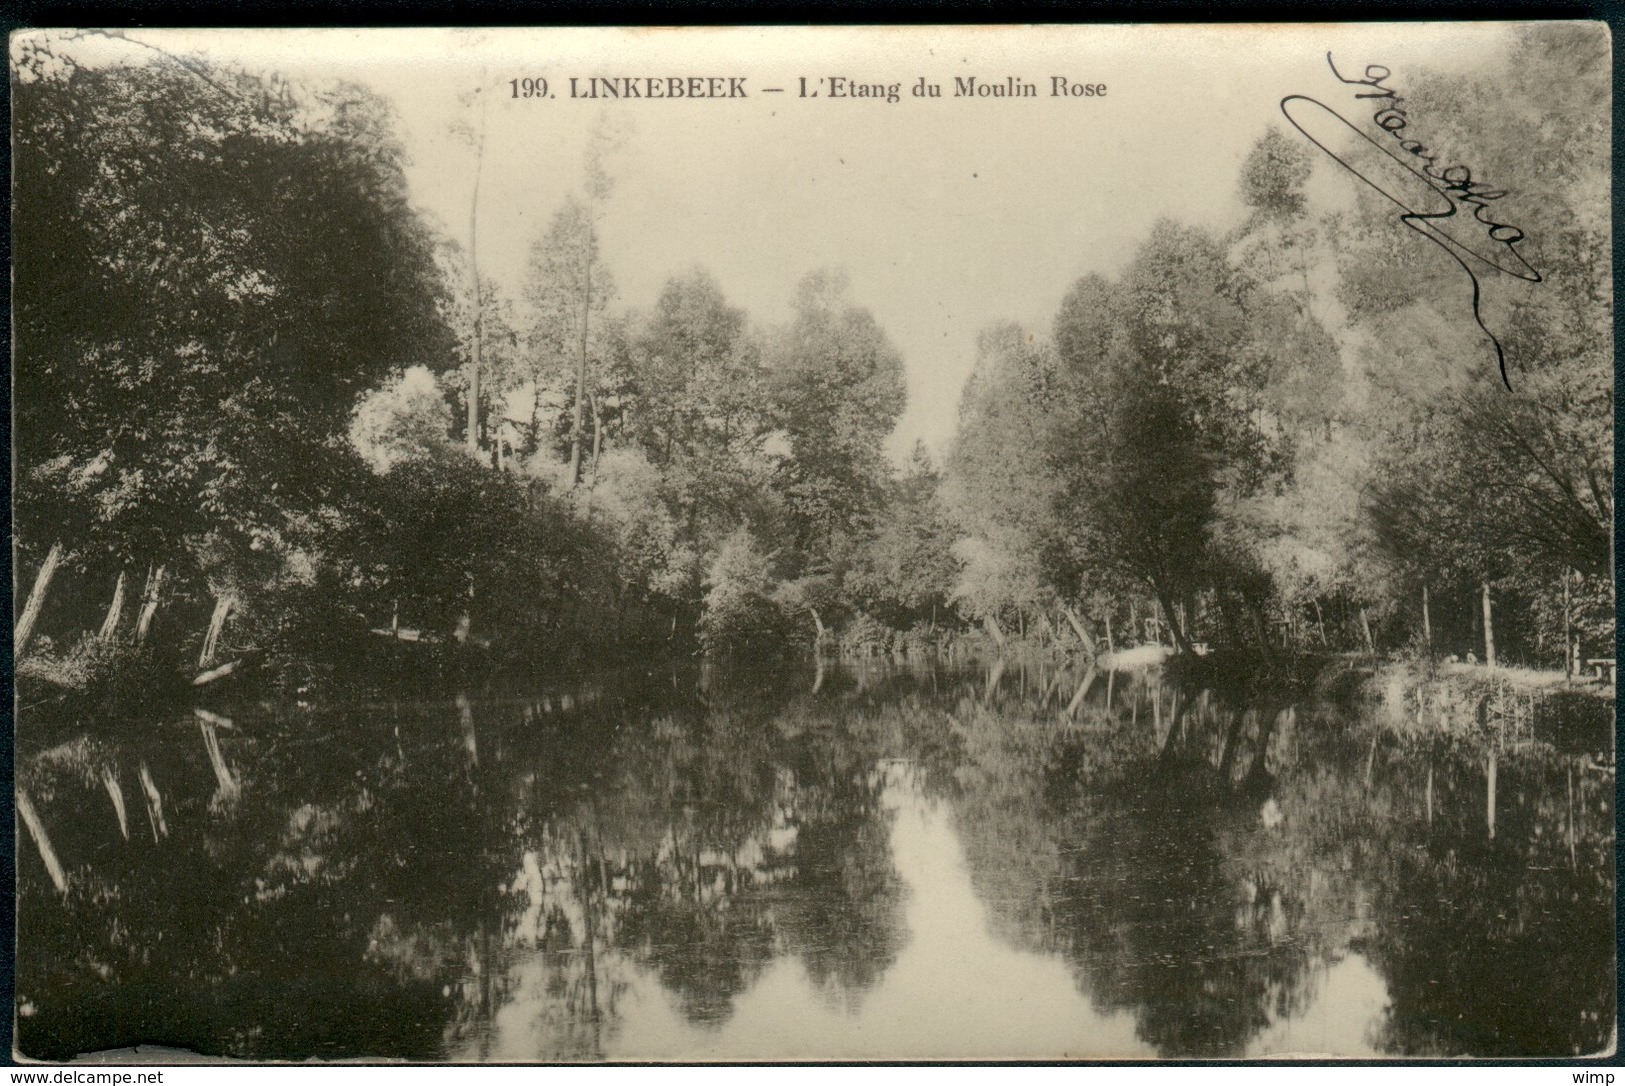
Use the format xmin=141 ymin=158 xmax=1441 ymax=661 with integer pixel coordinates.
xmin=589 ymin=391 xmax=604 ymax=477
xmin=135 ymin=564 xmax=166 ymax=643
xmin=1153 ymin=584 xmax=1195 ymax=655
xmin=1486 ymin=748 xmax=1497 ymax=840
xmin=568 ymin=227 xmax=594 ymax=489
xmin=98 ymin=571 xmax=127 ymax=641
xmin=1104 ymin=612 xmax=1114 ymax=655
xmin=1064 ymin=666 xmax=1096 ymax=717
xmin=983 ymin=657 xmax=1006 ymax=704
xmin=1421 ymin=582 xmax=1433 ymax=659
xmin=102 ymin=767 xmax=129 ymax=841
xmin=15 ymin=541 xmax=63 ymax=656
xmin=983 ymin=613 xmax=1007 ymax=651
xmin=17 ymin=789 xmax=67 ymax=894
xmin=138 ymin=762 xmax=168 ymax=841
xmin=198 ymin=713 xmax=241 ymax=803
xmin=1481 ymin=581 xmax=1496 ymax=669
xmin=1063 ymin=607 xmax=1096 ymax=654
xmin=198 ymin=594 xmax=234 ymax=669
xmin=1358 ymin=606 xmax=1376 ymax=657
xmin=465 ymin=87 xmax=488 ymax=455
xmin=1562 ymin=570 xmax=1573 ymax=678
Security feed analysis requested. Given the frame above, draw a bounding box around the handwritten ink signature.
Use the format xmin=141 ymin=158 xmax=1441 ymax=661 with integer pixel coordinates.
xmin=1280 ymin=54 xmax=1540 ymax=389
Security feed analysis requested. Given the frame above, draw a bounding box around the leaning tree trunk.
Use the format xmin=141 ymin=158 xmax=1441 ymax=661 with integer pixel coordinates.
xmin=17 ymin=789 xmax=67 ymax=894
xmin=1062 ymin=607 xmax=1097 ymax=655
xmin=15 ymin=541 xmax=64 ymax=657
xmin=1481 ymin=581 xmax=1496 ymax=669
xmin=135 ymin=564 xmax=166 ymax=643
xmin=983 ymin=613 xmax=1007 ymax=651
xmin=98 ymin=571 xmax=128 ymax=641
xmin=198 ymin=594 xmax=235 ymax=669
xmin=1153 ymin=584 xmax=1195 ymax=656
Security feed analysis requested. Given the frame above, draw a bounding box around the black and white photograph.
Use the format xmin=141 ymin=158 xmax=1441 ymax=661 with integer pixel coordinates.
xmin=9 ymin=23 xmax=1616 ymax=1062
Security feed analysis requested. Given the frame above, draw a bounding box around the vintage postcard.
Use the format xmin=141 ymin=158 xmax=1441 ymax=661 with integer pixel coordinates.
xmin=10 ymin=24 xmax=1614 ymax=1062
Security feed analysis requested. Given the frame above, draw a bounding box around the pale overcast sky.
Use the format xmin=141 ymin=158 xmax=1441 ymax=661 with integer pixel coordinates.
xmin=35 ymin=24 xmax=1517 ymax=459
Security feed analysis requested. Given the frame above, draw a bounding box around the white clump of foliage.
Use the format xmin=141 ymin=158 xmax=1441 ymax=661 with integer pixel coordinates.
xmin=349 ymin=366 xmax=454 ymax=474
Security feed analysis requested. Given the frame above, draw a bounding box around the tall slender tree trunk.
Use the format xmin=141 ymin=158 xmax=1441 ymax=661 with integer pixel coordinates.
xmin=98 ymin=571 xmax=127 ymax=641
xmin=1562 ymin=570 xmax=1573 ymax=678
xmin=1358 ymin=606 xmax=1376 ymax=657
xmin=1421 ymin=582 xmax=1433 ymax=659
xmin=15 ymin=541 xmax=63 ymax=656
xmin=589 ymin=391 xmax=604 ymax=477
xmin=1481 ymin=580 xmax=1496 ymax=668
xmin=465 ymin=86 xmax=488 ymax=455
xmin=568 ymin=225 xmax=594 ymax=489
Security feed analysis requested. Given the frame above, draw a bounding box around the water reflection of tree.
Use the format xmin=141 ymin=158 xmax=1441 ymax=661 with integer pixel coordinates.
xmin=457 ymin=668 xmax=907 ymax=1050
xmin=1006 ymin=678 xmax=1333 ymax=1057
xmin=1354 ymin=738 xmax=1615 ymax=1057
xmin=763 ymin=743 xmax=902 ymax=1005
xmin=16 ymin=702 xmax=518 ymax=1060
xmin=919 ymin=660 xmax=1614 ymax=1058
xmin=18 ymin=662 xmax=1613 ymax=1060
xmin=597 ymin=678 xmax=906 ymax=1020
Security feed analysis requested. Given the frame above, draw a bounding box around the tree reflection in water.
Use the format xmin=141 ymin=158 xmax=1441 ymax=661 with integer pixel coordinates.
xmin=14 ymin=661 xmax=1614 ymax=1060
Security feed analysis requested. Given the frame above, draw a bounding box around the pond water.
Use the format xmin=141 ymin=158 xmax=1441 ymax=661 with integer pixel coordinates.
xmin=14 ymin=659 xmax=1616 ymax=1061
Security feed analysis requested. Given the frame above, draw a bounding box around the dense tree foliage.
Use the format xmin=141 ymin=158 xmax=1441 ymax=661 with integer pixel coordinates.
xmin=940 ymin=23 xmax=1609 ymax=668
xmin=14 ymin=40 xmax=453 ymax=580
xmin=13 ymin=24 xmax=1609 ymax=686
